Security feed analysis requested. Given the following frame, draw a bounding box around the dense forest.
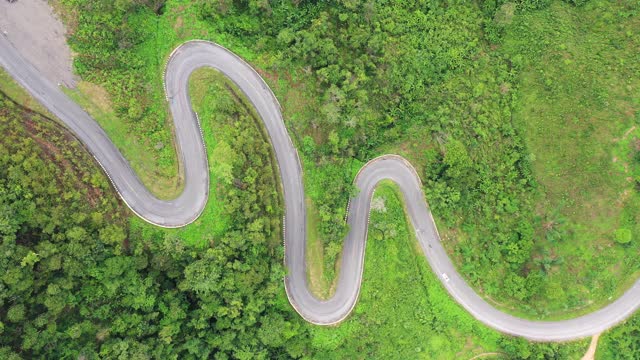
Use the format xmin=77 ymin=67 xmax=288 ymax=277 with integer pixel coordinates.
xmin=1 ymin=0 xmax=639 ymax=358
xmin=0 ymin=92 xmax=309 ymax=358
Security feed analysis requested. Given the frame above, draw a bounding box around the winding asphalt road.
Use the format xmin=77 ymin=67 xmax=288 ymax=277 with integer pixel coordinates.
xmin=2 ymin=37 xmax=640 ymax=342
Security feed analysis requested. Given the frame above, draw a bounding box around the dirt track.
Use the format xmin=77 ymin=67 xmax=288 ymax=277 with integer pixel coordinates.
xmin=581 ymin=334 xmax=600 ymax=360
xmin=0 ymin=0 xmax=76 ymax=87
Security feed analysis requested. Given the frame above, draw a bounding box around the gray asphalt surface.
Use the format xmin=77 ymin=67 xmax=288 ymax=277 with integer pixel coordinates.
xmin=0 ymin=0 xmax=77 ymax=87
xmin=2 ymin=37 xmax=639 ymax=342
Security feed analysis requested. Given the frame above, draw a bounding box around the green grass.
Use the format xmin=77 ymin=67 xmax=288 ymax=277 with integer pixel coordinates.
xmin=307 ymin=182 xmax=498 ymax=358
xmin=2 ymin=44 xmax=586 ymax=360
xmin=59 ymin=7 xmax=187 ymax=200
xmin=126 ymin=66 xmax=284 ymax=248
xmin=305 ymin=182 xmax=588 ymax=358
xmin=125 ymin=43 xmax=597 ymax=356
xmin=128 ymin=68 xmax=255 ymax=247
xmin=0 ymin=69 xmax=54 ymax=119
xmin=173 ymin=68 xmax=234 ymax=245
xmin=483 ymin=0 xmax=640 ymax=318
xmin=49 ymin=3 xmax=248 ymax=201
xmin=17 ymin=0 xmax=634 ymax=353
xmin=292 ymin=0 xmax=640 ymax=328
xmin=53 ymin=0 xmax=351 ymax=289
xmin=130 ymin=64 xmax=535 ymax=359
xmin=63 ymin=82 xmax=184 ymax=199
xmin=301 ymin=157 xmax=363 ymax=298
xmin=305 ymin=197 xmax=333 ymax=299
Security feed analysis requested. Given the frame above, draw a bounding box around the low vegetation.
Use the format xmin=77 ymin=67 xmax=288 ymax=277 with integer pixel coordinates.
xmin=307 ymin=182 xmax=588 ymax=359
xmin=1 ymin=0 xmax=638 ymax=357
xmin=0 ymin=89 xmax=589 ymax=357
xmin=598 ymin=311 xmax=640 ymax=359
xmin=56 ymin=0 xmax=640 ymax=320
xmin=63 ymin=81 xmax=184 ymax=199
xmin=0 ymin=82 xmax=306 ymax=357
xmin=488 ymin=0 xmax=640 ymax=318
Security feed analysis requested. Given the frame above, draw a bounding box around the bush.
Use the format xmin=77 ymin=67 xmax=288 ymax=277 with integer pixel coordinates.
xmin=614 ymin=228 xmax=632 ymax=244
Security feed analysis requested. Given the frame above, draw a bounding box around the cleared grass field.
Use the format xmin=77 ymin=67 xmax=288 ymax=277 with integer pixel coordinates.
xmin=493 ymin=0 xmax=640 ymax=317
xmin=63 ymin=82 xmax=184 ymax=199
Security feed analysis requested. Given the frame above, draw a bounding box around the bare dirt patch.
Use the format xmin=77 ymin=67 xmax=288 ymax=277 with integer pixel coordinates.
xmin=77 ymin=81 xmax=113 ymax=112
xmin=174 ymin=16 xmax=184 ymax=31
xmin=0 ymin=0 xmax=77 ymax=87
xmin=581 ymin=333 xmax=600 ymax=360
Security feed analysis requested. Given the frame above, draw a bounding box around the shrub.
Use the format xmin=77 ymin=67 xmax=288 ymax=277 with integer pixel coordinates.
xmin=614 ymin=228 xmax=632 ymax=244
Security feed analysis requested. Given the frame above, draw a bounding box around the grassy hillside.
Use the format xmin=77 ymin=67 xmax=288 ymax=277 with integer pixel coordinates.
xmin=492 ymin=0 xmax=640 ymax=317
xmin=307 ymin=182 xmax=587 ymax=359
xmin=2 ymin=0 xmax=639 ymax=357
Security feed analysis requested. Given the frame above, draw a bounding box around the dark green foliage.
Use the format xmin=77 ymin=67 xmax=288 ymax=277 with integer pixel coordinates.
xmin=499 ymin=337 xmax=586 ymax=359
xmin=600 ymin=314 xmax=640 ymax=359
xmin=0 ymin=94 xmax=308 ymax=358
xmin=10 ymin=0 xmax=637 ymax=356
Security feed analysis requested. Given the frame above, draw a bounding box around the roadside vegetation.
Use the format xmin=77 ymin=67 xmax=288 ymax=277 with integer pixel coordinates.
xmin=0 ymin=90 xmax=588 ymax=357
xmin=486 ymin=0 xmax=640 ymax=318
xmin=0 ymin=84 xmax=305 ymax=357
xmin=308 ymin=182 xmax=588 ymax=359
xmin=63 ymin=82 xmax=185 ymax=199
xmin=598 ymin=311 xmax=640 ymax=359
xmin=1 ymin=0 xmax=638 ymax=357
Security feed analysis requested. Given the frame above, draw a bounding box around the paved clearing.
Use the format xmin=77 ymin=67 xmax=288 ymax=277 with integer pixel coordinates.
xmin=0 ymin=0 xmax=76 ymax=87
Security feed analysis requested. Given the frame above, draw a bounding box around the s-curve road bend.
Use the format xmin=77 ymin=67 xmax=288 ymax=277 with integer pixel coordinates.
xmin=2 ymin=37 xmax=640 ymax=342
